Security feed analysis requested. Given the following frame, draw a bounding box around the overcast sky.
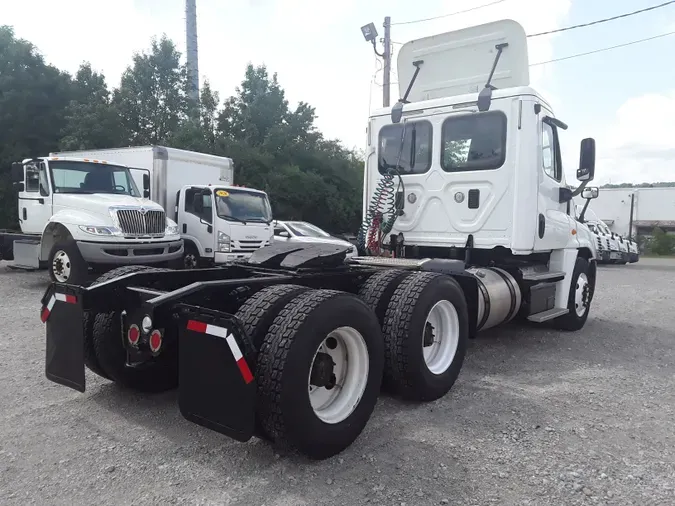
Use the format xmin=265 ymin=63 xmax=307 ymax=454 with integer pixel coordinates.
xmin=3 ymin=0 xmax=674 ymax=185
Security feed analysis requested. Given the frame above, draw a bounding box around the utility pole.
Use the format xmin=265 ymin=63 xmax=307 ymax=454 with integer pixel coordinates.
xmin=382 ymin=16 xmax=392 ymax=107
xmin=628 ymin=192 xmax=635 ymax=240
xmin=185 ymin=0 xmax=200 ymax=107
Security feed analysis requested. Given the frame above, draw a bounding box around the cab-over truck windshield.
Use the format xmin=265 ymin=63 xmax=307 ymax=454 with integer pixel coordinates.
xmin=49 ymin=161 xmax=141 ymax=197
xmin=214 ymin=188 xmax=272 ymax=223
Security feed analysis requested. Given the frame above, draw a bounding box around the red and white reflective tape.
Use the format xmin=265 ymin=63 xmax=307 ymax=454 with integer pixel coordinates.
xmin=186 ymin=320 xmax=254 ymax=384
xmin=40 ymin=292 xmax=77 ymax=323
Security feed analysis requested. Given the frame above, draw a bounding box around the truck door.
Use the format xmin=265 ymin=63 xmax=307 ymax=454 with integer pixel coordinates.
xmin=18 ymin=161 xmax=53 ymax=235
xmin=178 ymin=187 xmax=215 ymax=258
xmin=533 ymin=115 xmax=576 ymax=251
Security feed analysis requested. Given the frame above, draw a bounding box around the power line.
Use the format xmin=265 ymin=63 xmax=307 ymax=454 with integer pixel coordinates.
xmin=391 ymin=0 xmax=506 ymax=26
xmin=530 ymin=30 xmax=675 ymax=66
xmin=528 ymin=0 xmax=675 ymax=37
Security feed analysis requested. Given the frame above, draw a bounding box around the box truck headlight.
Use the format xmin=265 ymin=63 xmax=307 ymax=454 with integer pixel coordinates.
xmin=218 ymin=231 xmax=231 ymax=252
xmin=165 ymin=218 xmax=179 ymax=236
xmin=79 ymin=225 xmax=120 ymax=236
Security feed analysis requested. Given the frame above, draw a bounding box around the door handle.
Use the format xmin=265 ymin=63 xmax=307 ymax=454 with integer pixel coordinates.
xmin=182 ymin=224 xmax=187 ymax=233
xmin=22 ymin=208 xmax=27 ymax=220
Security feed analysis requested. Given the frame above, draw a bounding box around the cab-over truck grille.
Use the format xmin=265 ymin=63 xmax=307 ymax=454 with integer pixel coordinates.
xmin=115 ymin=209 xmax=165 ymax=237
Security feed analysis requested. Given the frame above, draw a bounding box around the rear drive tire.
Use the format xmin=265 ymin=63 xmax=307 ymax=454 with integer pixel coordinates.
xmin=48 ymin=240 xmax=88 ymax=286
xmin=235 ymin=283 xmax=312 ymax=441
xmin=255 ymin=290 xmax=384 ymax=459
xmin=552 ymin=256 xmax=592 ymax=331
xmin=358 ymin=269 xmax=413 ymax=325
xmin=382 ymin=272 xmax=469 ymax=402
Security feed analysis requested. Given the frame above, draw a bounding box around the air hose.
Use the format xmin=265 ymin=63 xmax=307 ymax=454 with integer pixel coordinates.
xmin=357 ymin=123 xmax=408 ymax=256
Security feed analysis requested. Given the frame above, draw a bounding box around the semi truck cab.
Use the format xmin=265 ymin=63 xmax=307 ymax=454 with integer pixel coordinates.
xmin=176 ymin=184 xmax=273 ymax=267
xmin=2 ymin=157 xmax=182 ymax=284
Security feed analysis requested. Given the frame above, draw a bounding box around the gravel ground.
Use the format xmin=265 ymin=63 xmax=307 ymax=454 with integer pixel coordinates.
xmin=1 ymin=258 xmax=674 ymax=506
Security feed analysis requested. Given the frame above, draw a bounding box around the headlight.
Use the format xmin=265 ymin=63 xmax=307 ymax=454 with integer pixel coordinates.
xmin=79 ymin=225 xmax=120 ymax=236
xmin=218 ymin=231 xmax=231 ymax=252
xmin=165 ymin=218 xmax=179 ymax=236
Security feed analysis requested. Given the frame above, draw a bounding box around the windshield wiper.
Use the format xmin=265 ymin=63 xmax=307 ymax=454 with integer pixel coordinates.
xmin=219 ymin=215 xmax=248 ymax=224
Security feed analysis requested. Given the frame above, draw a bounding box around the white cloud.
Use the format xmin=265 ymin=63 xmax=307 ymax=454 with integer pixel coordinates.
xmin=594 ymin=91 xmax=675 ymax=184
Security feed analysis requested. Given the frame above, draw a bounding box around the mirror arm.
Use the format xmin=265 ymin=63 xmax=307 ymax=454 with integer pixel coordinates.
xmin=578 ymin=198 xmax=591 ymax=223
xmin=571 ymin=180 xmax=589 ymax=198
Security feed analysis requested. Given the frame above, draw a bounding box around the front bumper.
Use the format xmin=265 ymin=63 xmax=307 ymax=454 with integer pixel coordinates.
xmin=77 ymin=239 xmax=183 ymax=264
xmin=214 ymin=251 xmax=253 ymax=264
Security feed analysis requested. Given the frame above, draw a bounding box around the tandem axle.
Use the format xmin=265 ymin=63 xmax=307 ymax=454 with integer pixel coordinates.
xmin=42 ymin=241 xmax=595 ymax=459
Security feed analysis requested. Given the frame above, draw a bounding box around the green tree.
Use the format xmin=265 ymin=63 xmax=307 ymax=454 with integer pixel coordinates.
xmin=59 ymin=63 xmax=124 ymax=150
xmin=651 ymin=227 xmax=675 ymax=256
xmin=0 ymin=26 xmax=74 ymax=229
xmin=113 ymin=35 xmax=187 ymax=145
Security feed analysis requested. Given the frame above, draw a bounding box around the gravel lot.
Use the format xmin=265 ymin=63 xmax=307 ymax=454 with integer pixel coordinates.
xmin=1 ymin=258 xmax=674 ymax=506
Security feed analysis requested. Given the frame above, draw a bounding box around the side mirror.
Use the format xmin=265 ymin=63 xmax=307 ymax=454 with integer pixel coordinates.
xmin=581 ymin=186 xmax=599 ymax=199
xmin=277 ymin=230 xmax=290 ymax=238
xmin=11 ymin=162 xmax=23 ymax=183
xmin=390 ymin=101 xmax=404 ymax=124
xmin=577 ymin=138 xmax=596 ymax=182
xmin=143 ymin=173 xmax=150 ymax=198
xmin=13 ymin=182 xmax=25 ymax=192
xmin=477 ymin=86 xmax=493 ymax=112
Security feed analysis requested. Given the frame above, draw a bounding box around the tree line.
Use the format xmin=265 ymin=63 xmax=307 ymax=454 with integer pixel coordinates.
xmin=0 ymin=27 xmax=364 ymax=234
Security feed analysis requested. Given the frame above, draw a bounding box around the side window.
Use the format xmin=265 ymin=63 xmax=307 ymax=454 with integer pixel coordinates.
xmin=25 ymin=164 xmax=40 ymax=192
xmin=441 ymin=111 xmax=507 ymax=172
xmin=184 ymin=188 xmax=213 ymax=224
xmin=38 ymin=163 xmax=50 ymax=196
xmin=112 ymin=171 xmax=129 ymax=192
xmin=542 ymin=122 xmax=562 ymax=182
xmin=378 ymin=120 xmax=432 ymax=175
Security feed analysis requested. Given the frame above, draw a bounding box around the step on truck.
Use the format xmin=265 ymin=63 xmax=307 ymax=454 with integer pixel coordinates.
xmin=42 ymin=20 xmax=600 ymax=459
xmin=0 ymin=156 xmax=183 ymax=285
xmin=50 ymin=146 xmax=274 ymax=269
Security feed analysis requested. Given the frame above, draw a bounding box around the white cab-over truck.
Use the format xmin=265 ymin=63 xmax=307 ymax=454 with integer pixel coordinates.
xmin=1 ymin=156 xmax=183 ymax=284
xmin=43 ymin=20 xmax=601 ymax=460
xmin=50 ymin=147 xmax=274 ymax=269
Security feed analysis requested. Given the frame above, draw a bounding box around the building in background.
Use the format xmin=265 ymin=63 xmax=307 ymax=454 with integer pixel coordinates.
xmin=575 ymin=187 xmax=675 ymax=238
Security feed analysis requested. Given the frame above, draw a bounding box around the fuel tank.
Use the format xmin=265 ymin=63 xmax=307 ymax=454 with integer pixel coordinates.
xmin=467 ymin=267 xmax=522 ymax=331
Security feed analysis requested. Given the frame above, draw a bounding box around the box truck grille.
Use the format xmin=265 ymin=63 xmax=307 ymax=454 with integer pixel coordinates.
xmin=116 ymin=209 xmax=165 ymax=237
xmin=232 ymin=239 xmax=267 ymax=253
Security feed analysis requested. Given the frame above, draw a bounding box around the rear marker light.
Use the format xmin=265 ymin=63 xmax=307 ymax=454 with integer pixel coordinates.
xmin=186 ymin=320 xmax=254 ymax=384
xmin=128 ymin=324 xmax=140 ymax=346
xmin=149 ymin=330 xmax=162 ymax=353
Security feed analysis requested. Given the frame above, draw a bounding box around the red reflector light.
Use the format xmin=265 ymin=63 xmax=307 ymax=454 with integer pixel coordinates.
xmin=128 ymin=324 xmax=140 ymax=345
xmin=149 ymin=330 xmax=162 ymax=353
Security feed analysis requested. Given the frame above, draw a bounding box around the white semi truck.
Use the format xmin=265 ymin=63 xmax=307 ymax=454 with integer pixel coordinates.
xmin=49 ymin=147 xmax=274 ymax=269
xmin=43 ymin=20 xmax=601 ymax=460
xmin=1 ymin=155 xmax=183 ymax=284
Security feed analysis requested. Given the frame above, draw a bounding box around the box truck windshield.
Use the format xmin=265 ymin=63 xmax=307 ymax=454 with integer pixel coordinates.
xmin=214 ymin=188 xmax=272 ymax=224
xmin=50 ymin=161 xmax=141 ymax=196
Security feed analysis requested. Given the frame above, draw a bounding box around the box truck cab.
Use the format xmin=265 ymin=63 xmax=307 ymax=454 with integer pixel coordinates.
xmin=49 ymin=146 xmax=273 ymax=268
xmin=1 ymin=156 xmax=182 ymax=284
xmin=177 ymin=184 xmax=273 ymax=267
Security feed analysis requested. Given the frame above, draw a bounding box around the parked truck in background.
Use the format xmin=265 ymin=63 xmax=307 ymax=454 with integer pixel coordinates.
xmin=42 ymin=20 xmax=601 ymax=460
xmin=0 ymin=156 xmax=182 ymax=284
xmin=50 ymin=147 xmax=274 ymax=268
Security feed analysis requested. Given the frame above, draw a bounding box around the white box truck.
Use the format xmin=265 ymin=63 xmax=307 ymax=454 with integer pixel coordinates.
xmin=50 ymin=146 xmax=274 ymax=269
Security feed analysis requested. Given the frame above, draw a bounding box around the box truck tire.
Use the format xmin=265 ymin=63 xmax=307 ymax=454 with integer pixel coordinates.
xmin=48 ymin=240 xmax=88 ymax=286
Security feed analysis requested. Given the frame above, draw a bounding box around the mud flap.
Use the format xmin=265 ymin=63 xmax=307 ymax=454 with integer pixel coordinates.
xmin=42 ymin=284 xmax=86 ymax=392
xmin=178 ymin=305 xmax=257 ymax=442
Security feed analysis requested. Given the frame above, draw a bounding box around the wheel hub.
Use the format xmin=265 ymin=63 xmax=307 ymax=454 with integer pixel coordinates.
xmin=310 ymin=352 xmax=335 ymax=388
xmin=52 ymin=250 xmax=71 ymax=282
xmin=423 ymin=322 xmax=435 ymax=347
xmin=574 ymin=273 xmax=590 ymax=317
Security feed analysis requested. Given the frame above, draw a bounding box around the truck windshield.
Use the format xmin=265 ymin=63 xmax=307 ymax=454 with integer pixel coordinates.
xmin=215 ymin=188 xmax=272 ymax=223
xmin=49 ymin=161 xmax=141 ymax=196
